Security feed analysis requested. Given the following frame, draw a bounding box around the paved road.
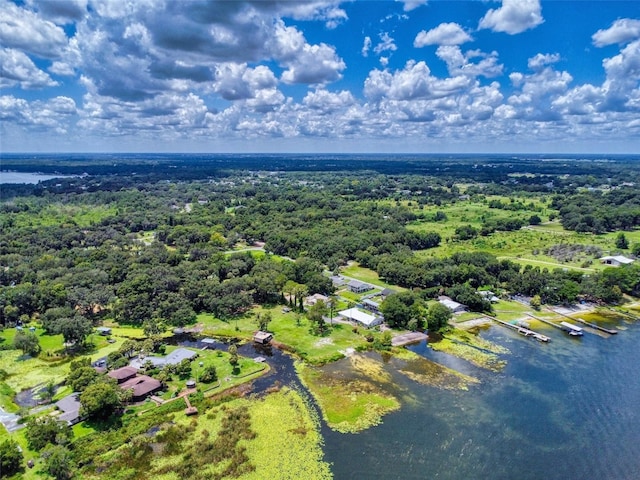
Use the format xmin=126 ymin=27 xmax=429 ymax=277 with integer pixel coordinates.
xmin=0 ymin=406 xmax=23 ymax=432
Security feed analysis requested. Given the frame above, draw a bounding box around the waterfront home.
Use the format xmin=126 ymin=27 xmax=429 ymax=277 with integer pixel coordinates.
xmin=438 ymin=296 xmax=468 ymax=314
xmin=129 ymin=347 xmax=198 ymax=370
xmin=362 ymin=298 xmax=381 ymax=314
xmin=338 ymin=308 xmax=383 ymax=328
xmin=119 ymin=374 xmax=162 ymax=401
xmin=108 ymin=366 xmax=138 ymax=383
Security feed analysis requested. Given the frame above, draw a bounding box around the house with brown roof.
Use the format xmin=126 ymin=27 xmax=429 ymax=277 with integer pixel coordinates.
xmin=107 ymin=366 xmax=138 ymax=384
xmin=119 ymin=374 xmax=162 ymax=402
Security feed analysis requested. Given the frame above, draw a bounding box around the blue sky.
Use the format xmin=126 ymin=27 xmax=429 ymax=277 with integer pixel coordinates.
xmin=1 ymin=0 xmax=639 ymax=153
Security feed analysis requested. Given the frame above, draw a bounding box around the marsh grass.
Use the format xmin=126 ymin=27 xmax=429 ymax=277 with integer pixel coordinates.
xmin=392 ymin=349 xmax=480 ymax=390
xmin=296 ymin=358 xmax=401 ymax=434
xmin=81 ymin=389 xmax=330 ymax=480
xmin=429 ymin=338 xmax=506 ymax=372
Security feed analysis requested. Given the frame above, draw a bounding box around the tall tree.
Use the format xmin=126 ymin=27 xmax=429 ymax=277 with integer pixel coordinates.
xmin=426 ymin=302 xmax=453 ymax=331
xmin=55 ymin=316 xmax=93 ymax=346
xmin=0 ymin=439 xmax=23 ymax=477
xmin=80 ymin=381 xmax=122 ymax=420
xmin=615 ymin=232 xmax=629 ymax=249
xmin=14 ymin=330 xmax=41 ymax=357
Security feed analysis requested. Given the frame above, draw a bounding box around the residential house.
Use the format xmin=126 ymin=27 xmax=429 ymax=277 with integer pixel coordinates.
xmin=304 ymin=293 xmax=329 ymax=306
xmin=361 ymin=299 xmax=381 ymax=314
xmin=379 ymin=288 xmax=397 ymax=299
xmin=119 ymin=375 xmax=162 ymax=401
xmin=347 ymin=280 xmax=372 ymax=294
xmin=129 ymin=347 xmax=198 ymax=370
xmin=55 ymin=393 xmax=83 ymax=425
xmin=479 ymin=291 xmax=500 ymax=303
xmin=438 ymin=296 xmax=468 ymax=314
xmin=107 ymin=366 xmax=137 ymax=384
xmin=338 ymin=308 xmax=383 ymax=328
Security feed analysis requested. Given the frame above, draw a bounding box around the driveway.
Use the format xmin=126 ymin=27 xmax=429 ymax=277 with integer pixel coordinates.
xmin=0 ymin=406 xmax=23 ymax=432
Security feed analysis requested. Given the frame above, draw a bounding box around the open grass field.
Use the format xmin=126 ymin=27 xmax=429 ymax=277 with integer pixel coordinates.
xmin=411 ymin=220 xmax=638 ymax=273
xmin=340 ymin=264 xmax=406 ymax=291
xmin=8 ymin=202 xmax=117 ymax=228
xmin=397 ymin=193 xmax=639 ymax=272
xmin=197 ymin=304 xmax=370 ymax=365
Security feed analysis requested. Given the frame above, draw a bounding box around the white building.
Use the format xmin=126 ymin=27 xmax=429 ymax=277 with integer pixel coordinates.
xmin=338 ymin=308 xmax=383 ymax=328
xmin=600 ymin=255 xmax=635 ymax=267
xmin=438 ymin=296 xmax=468 ymax=314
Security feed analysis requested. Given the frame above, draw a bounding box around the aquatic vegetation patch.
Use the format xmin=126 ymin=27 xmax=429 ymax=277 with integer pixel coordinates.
xmin=241 ymin=388 xmax=331 ymax=480
xmin=349 ymin=354 xmax=393 ymax=384
xmin=445 ymin=329 xmax=510 ymax=355
xmin=82 ymin=388 xmax=330 ymax=480
xmin=297 ymin=361 xmax=400 ymax=434
xmin=392 ymin=349 xmax=479 ymax=390
xmin=429 ymin=338 xmax=506 ymax=372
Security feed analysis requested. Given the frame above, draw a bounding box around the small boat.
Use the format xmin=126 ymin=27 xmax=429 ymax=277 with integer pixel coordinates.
xmin=561 ymin=321 xmax=583 ymax=336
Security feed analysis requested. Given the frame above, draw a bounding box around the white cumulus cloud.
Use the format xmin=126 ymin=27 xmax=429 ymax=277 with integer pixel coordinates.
xmin=0 ymin=0 xmax=69 ymax=58
xmin=0 ymin=48 xmax=58 ymax=89
xmin=592 ymin=18 xmax=640 ymax=47
xmin=479 ymin=0 xmax=543 ymax=35
xmin=396 ymin=0 xmax=427 ymax=12
xmin=414 ymin=23 xmax=473 ymax=47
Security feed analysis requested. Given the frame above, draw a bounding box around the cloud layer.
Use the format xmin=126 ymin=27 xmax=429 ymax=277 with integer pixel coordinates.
xmin=1 ymin=0 xmax=639 ymax=153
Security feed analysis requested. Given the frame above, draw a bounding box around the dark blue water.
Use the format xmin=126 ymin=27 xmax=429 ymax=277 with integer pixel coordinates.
xmin=322 ymin=320 xmax=640 ymax=480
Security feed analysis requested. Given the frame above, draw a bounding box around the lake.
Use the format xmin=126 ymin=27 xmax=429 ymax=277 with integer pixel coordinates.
xmin=0 ymin=171 xmax=74 ymax=184
xmin=322 ymin=315 xmax=640 ymax=480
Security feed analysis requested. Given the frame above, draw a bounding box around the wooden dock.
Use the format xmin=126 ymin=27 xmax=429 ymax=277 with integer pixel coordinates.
xmin=575 ymin=318 xmax=618 ymax=335
xmin=528 ymin=314 xmax=583 ymax=336
xmin=491 ymin=318 xmax=549 ymax=342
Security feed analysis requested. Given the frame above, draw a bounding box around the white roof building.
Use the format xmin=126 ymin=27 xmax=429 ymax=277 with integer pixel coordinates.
xmin=600 ymin=255 xmax=635 ymax=267
xmin=338 ymin=308 xmax=383 ymax=328
xmin=438 ymin=296 xmax=468 ymax=313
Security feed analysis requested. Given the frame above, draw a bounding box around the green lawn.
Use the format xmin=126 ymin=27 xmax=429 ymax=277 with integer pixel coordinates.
xmin=153 ymin=345 xmax=268 ymax=398
xmin=341 ymin=264 xmax=406 ymax=291
xmin=197 ymin=305 xmax=369 ymax=365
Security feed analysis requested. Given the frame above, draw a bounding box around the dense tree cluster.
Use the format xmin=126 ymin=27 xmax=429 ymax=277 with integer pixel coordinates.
xmin=2 ymin=162 xmax=639 ymax=334
xmin=554 ymin=188 xmax=640 ymax=233
xmin=367 ymin=250 xmax=638 ymax=308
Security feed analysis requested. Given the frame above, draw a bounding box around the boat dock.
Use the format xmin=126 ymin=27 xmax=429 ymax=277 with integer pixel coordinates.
xmin=528 ymin=314 xmax=583 ymax=336
xmin=491 ymin=318 xmax=549 ymax=342
xmin=575 ymin=318 xmax=618 ymax=335
xmin=392 ymin=331 xmax=428 ymax=347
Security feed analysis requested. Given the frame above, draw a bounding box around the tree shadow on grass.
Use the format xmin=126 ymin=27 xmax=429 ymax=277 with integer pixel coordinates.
xmin=84 ymin=414 xmax=123 ymax=432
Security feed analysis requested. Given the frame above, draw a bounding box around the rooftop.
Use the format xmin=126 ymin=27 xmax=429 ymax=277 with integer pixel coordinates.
xmin=119 ymin=374 xmax=162 ymax=399
xmin=338 ymin=308 xmax=380 ymax=327
xmin=130 ymin=347 xmax=198 ymax=370
xmin=108 ymin=366 xmax=138 ymax=382
xmin=601 ymin=255 xmax=635 ymax=265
